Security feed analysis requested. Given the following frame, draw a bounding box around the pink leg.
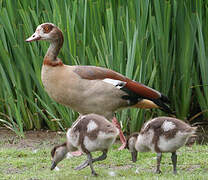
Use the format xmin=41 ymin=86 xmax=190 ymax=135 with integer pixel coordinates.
xmin=112 ymin=117 xmax=126 ymax=150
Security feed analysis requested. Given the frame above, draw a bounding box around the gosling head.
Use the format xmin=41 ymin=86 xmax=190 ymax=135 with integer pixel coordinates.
xmin=25 ymin=23 xmax=63 ymax=42
xmin=125 ymin=132 xmax=139 ymax=162
xmin=51 ymin=142 xmax=68 ymax=170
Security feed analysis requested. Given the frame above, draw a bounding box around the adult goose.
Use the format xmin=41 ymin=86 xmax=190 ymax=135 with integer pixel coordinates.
xmin=26 ymin=23 xmax=173 ymax=149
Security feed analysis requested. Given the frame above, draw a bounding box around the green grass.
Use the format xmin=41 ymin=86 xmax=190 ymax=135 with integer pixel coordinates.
xmin=0 ymin=140 xmax=208 ymax=180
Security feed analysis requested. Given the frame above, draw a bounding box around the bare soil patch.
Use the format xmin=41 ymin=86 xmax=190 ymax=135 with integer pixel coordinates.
xmin=0 ymin=128 xmax=65 ymax=150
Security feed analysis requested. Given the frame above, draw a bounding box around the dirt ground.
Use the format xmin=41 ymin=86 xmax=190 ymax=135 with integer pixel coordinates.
xmin=0 ymin=128 xmax=66 ymax=150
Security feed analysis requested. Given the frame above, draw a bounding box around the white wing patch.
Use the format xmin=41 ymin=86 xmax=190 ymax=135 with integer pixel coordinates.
xmin=87 ymin=120 xmax=98 ymax=132
xmin=161 ymin=120 xmax=176 ymax=131
xmin=102 ymin=78 xmax=126 ymax=89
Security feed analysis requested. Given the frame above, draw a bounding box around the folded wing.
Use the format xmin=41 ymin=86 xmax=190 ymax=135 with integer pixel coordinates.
xmin=74 ymin=66 xmax=173 ymax=114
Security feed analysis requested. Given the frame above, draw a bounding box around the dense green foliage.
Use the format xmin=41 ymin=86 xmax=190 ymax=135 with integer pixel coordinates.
xmin=0 ymin=0 xmax=208 ymax=135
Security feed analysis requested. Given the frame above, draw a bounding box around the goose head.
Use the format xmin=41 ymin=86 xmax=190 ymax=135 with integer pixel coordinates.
xmin=126 ymin=133 xmax=139 ymax=162
xmin=25 ymin=23 xmax=63 ymax=43
xmin=51 ymin=143 xmax=68 ymax=170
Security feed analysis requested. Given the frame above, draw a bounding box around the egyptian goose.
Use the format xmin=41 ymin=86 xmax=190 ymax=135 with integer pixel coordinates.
xmin=126 ymin=116 xmax=196 ymax=174
xmin=26 ymin=23 xmax=173 ymax=149
xmin=50 ymin=114 xmax=119 ymax=176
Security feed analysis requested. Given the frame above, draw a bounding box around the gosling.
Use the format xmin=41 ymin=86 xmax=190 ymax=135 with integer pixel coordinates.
xmin=51 ymin=114 xmax=119 ymax=176
xmin=126 ymin=116 xmax=197 ymax=174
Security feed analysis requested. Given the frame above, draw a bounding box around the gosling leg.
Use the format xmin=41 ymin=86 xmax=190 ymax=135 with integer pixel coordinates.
xmin=155 ymin=152 xmax=162 ymax=174
xmin=74 ymin=160 xmax=89 ymax=170
xmin=171 ymin=152 xmax=177 ymax=174
xmin=75 ymin=150 xmax=107 ymax=170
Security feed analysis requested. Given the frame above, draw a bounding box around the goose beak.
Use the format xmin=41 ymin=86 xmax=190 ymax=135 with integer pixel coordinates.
xmin=25 ymin=32 xmax=41 ymax=42
xmin=131 ymin=151 xmax=138 ymax=162
xmin=50 ymin=161 xmax=57 ymax=170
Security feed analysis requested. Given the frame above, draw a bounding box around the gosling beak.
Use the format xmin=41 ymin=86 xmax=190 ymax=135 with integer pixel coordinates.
xmin=25 ymin=32 xmax=41 ymax=42
xmin=51 ymin=161 xmax=57 ymax=170
xmin=131 ymin=151 xmax=138 ymax=163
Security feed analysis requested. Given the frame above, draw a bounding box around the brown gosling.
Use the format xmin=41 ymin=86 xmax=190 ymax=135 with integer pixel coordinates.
xmin=51 ymin=114 xmax=119 ymax=176
xmin=126 ymin=116 xmax=197 ymax=174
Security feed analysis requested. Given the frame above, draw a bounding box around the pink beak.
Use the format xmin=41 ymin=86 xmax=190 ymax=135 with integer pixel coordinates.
xmin=25 ymin=32 xmax=41 ymax=42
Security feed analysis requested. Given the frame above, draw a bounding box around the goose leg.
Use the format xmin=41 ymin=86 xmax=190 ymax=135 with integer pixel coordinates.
xmin=155 ymin=152 xmax=162 ymax=174
xmin=75 ymin=150 xmax=107 ymax=170
xmin=112 ymin=117 xmax=126 ymax=150
xmin=171 ymin=152 xmax=177 ymax=174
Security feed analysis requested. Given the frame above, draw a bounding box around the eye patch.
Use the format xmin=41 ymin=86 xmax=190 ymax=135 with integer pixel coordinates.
xmin=42 ymin=24 xmax=53 ymax=33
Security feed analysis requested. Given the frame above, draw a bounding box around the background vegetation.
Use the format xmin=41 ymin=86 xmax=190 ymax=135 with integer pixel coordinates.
xmin=0 ymin=0 xmax=208 ymax=136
